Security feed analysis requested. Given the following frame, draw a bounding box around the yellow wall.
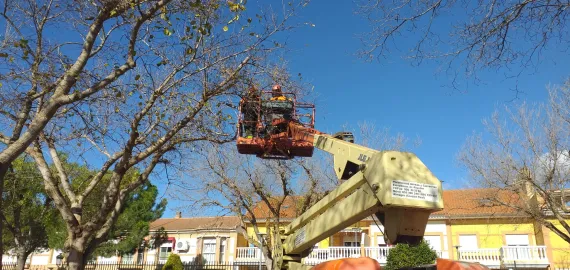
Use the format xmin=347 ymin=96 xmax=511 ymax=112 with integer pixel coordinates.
xmin=243 ymin=217 xmax=570 ymax=268
xmin=449 ymin=218 xmax=536 ymax=249
xmin=544 ymin=219 xmax=570 ymax=268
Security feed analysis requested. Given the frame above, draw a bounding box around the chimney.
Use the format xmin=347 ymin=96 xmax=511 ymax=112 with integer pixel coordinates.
xmin=175 ymin=211 xmax=182 ymax=219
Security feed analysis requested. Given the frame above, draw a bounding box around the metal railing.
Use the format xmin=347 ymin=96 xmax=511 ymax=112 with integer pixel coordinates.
xmin=457 ymin=246 xmax=549 ymax=268
xmin=327 ymin=247 xmax=361 ymax=260
xmin=458 ymin=248 xmax=502 ymax=267
xmin=236 ymin=248 xmax=265 ymax=262
xmin=501 ymin=245 xmax=549 ymax=265
xmin=237 ymin=246 xmax=436 ymax=264
xmin=363 ymin=247 xmax=391 ymax=263
xmin=237 ymin=245 xmax=549 ymax=267
xmin=2 ymin=261 xmax=267 ymax=270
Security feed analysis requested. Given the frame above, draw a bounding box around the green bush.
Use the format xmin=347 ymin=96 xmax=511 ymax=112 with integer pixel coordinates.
xmin=162 ymin=254 xmax=184 ymax=270
xmin=384 ymin=240 xmax=438 ymax=270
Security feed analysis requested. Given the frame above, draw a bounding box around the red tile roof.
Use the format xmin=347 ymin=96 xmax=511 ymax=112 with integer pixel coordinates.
xmin=250 ymin=196 xmax=302 ymax=219
xmin=434 ymin=188 xmax=523 ymax=217
xmin=248 ymin=188 xmax=526 ymax=220
xmin=150 ymin=216 xmax=240 ymax=231
xmin=148 ymin=189 xmax=529 ymax=232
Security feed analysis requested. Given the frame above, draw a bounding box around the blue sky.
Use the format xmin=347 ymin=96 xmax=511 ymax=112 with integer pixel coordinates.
xmin=161 ymin=0 xmax=570 ymax=217
xmin=1 ymin=0 xmax=563 ymax=219
xmin=283 ymin=1 xmax=569 ymax=186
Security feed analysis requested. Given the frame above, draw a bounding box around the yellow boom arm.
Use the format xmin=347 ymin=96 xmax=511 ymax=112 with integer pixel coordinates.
xmin=280 ymin=131 xmax=444 ymax=269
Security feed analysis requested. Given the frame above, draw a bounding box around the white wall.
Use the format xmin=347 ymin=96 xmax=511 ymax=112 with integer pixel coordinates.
xmin=30 ymin=254 xmax=50 ymax=265
xmin=97 ymin=256 xmax=118 ymax=263
xmin=2 ymin=255 xmax=17 ymax=263
xmin=2 ymin=249 xmax=53 ymax=265
xmin=178 ymin=255 xmax=196 ymax=262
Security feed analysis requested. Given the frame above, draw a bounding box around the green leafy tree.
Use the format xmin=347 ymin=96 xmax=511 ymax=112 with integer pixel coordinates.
xmin=162 ymin=254 xmax=184 ymax=270
xmin=1 ymin=155 xmax=166 ymax=267
xmin=384 ymin=240 xmax=438 ymax=270
xmin=92 ymin=182 xmax=167 ymax=258
xmin=1 ymin=157 xmax=57 ymax=270
xmin=45 ymin=161 xmax=167 ymax=260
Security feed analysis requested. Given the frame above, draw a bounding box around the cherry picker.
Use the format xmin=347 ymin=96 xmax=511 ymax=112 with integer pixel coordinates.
xmin=236 ymin=86 xmax=488 ymax=270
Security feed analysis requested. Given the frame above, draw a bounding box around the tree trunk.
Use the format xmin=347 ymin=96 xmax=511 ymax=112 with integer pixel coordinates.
xmin=68 ymin=249 xmax=86 ymax=270
xmin=0 ymin=163 xmax=8 ymax=267
xmin=264 ymin=256 xmax=273 ymax=270
xmin=16 ymin=250 xmax=29 ymax=270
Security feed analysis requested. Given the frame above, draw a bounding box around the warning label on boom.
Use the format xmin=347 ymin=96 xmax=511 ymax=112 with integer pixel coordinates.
xmin=391 ymin=180 xmax=439 ymax=203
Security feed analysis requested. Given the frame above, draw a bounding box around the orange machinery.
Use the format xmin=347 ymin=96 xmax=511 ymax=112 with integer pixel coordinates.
xmin=236 ymin=87 xmax=488 ymax=270
xmin=236 ymin=89 xmax=319 ymax=159
xmin=311 ymin=258 xmax=490 ymax=270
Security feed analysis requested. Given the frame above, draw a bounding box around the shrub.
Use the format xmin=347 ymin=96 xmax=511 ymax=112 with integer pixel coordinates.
xmin=162 ymin=254 xmax=184 ymax=270
xmin=384 ymin=240 xmax=438 ymax=270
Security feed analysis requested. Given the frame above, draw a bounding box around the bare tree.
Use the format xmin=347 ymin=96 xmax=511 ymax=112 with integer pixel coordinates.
xmin=354 ymin=0 xmax=570 ymax=90
xmin=0 ymin=0 xmax=312 ymax=269
xmin=0 ymin=0 xmax=175 ymax=263
xmin=175 ymin=142 xmax=335 ymax=270
xmin=171 ymin=119 xmax=422 ymax=269
xmin=458 ymin=78 xmax=570 ymax=244
xmin=353 ymin=121 xmax=421 ymax=151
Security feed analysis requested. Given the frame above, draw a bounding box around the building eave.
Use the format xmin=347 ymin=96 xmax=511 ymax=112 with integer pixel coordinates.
xmin=149 ymin=227 xmax=239 ymax=233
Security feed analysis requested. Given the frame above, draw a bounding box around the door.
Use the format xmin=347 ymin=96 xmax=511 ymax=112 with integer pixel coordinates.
xmin=219 ymin=238 xmax=227 ymax=263
xmin=504 ymin=234 xmax=530 ymax=260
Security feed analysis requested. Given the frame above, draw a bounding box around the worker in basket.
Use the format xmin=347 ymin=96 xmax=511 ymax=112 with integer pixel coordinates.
xmin=264 ymin=84 xmax=294 ymax=135
xmin=270 ymin=84 xmax=289 ymax=101
xmin=241 ymin=86 xmax=260 ymax=138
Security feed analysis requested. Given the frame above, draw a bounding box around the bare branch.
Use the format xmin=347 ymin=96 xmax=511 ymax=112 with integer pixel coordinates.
xmin=26 ymin=142 xmax=76 ymax=227
xmin=356 ymin=0 xmax=570 ymax=90
xmin=458 ymin=78 xmax=570 ymax=244
xmin=45 ymin=135 xmax=76 ymax=202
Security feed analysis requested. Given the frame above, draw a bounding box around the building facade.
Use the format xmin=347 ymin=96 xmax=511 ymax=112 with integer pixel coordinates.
xmin=3 ymin=188 xmax=570 ymax=269
xmin=238 ymin=188 xmax=569 ymax=269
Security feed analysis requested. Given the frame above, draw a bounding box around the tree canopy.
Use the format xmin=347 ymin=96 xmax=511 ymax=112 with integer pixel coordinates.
xmin=384 ymin=240 xmax=438 ymax=270
xmin=1 ymin=156 xmax=57 ymax=270
xmin=0 ymin=0 xmax=310 ymax=269
xmin=2 ymin=155 xmax=166 ymax=266
xmin=45 ymin=163 xmax=167 ymax=258
xmin=458 ymin=79 xmax=570 ymax=244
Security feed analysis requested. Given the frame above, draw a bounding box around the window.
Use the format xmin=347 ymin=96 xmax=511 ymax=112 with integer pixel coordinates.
xmin=202 ymin=238 xmax=216 ymax=263
xmin=377 ymin=236 xmax=386 ymax=247
xmin=257 ymin=233 xmax=266 ymax=243
xmin=423 ymin=236 xmax=442 ymax=251
xmin=159 ymin=246 xmax=172 ymax=261
xmin=458 ymin=235 xmax=478 ymax=250
xmin=219 ymin=238 xmax=227 ymax=263
xmin=505 ymin=234 xmax=529 ymax=246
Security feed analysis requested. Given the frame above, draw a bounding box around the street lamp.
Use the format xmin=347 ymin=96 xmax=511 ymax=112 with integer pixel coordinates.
xmin=454 ymin=245 xmax=461 ymax=260
xmin=55 ymin=253 xmax=64 ymax=268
